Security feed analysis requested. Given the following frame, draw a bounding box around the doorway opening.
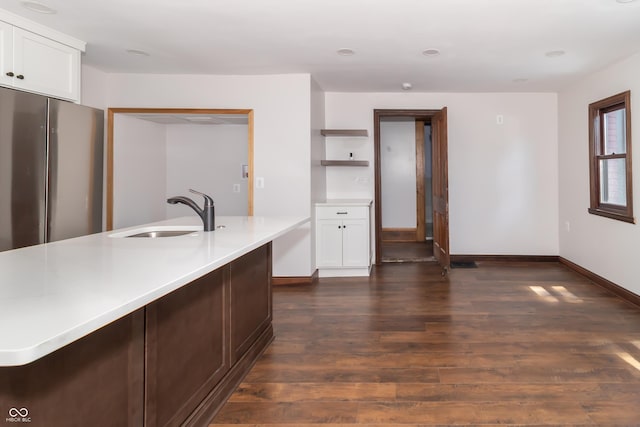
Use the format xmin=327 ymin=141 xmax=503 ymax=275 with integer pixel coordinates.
xmin=106 ymin=108 xmax=254 ymax=231
xmin=374 ymin=109 xmax=449 ymax=269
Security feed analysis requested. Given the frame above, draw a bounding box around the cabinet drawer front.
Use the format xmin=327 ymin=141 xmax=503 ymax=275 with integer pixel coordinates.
xmin=316 ymin=206 xmax=368 ymax=219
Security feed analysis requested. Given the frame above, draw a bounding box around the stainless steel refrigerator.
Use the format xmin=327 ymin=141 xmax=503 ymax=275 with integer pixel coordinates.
xmin=0 ymin=87 xmax=104 ymax=252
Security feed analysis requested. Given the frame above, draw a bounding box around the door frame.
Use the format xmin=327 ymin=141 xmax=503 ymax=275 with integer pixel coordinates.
xmin=415 ymin=120 xmax=427 ymax=242
xmin=373 ymin=108 xmax=446 ymax=265
xmin=106 ymin=108 xmax=254 ymax=231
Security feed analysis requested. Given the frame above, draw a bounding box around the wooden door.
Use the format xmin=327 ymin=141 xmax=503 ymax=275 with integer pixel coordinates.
xmin=432 ymin=107 xmax=450 ymax=271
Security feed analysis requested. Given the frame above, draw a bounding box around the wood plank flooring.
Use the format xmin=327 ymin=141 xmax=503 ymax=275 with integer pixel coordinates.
xmin=210 ymin=261 xmax=640 ymax=426
xmin=381 ymin=241 xmax=434 ymax=263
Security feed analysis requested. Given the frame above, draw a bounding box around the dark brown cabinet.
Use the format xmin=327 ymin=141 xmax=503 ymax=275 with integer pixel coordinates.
xmin=0 ymin=310 xmax=145 ymax=427
xmin=145 ymin=268 xmax=228 ymax=427
xmin=230 ymin=244 xmax=271 ymax=364
xmin=0 ymin=243 xmax=273 ymax=427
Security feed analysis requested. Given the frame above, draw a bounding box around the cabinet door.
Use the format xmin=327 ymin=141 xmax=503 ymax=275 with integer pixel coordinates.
xmin=342 ymin=218 xmax=369 ymax=267
xmin=12 ymin=28 xmax=79 ymax=101
xmin=229 ymin=244 xmax=271 ymax=364
xmin=145 ymin=268 xmax=228 ymax=427
xmin=0 ymin=22 xmax=13 ymax=87
xmin=0 ymin=310 xmax=145 ymax=427
xmin=316 ymin=219 xmax=344 ymax=267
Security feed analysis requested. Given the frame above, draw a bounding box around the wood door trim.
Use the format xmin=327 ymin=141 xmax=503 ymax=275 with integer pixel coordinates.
xmin=374 ymin=109 xmax=441 ymax=265
xmin=415 ymin=120 xmax=426 ymax=242
xmin=106 ymin=108 xmax=254 ymax=231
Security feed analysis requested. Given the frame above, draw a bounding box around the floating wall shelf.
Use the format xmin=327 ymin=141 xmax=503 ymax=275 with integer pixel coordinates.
xmin=320 ymin=160 xmax=369 ymax=167
xmin=320 ymin=129 xmax=368 ymax=137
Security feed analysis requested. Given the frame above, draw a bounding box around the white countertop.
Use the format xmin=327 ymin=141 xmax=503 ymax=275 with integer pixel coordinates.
xmin=0 ymin=215 xmax=308 ymax=367
xmin=315 ymin=199 xmax=372 ymax=207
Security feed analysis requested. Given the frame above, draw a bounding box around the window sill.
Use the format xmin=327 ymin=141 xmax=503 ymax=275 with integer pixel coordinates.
xmin=588 ymin=207 xmax=635 ymax=224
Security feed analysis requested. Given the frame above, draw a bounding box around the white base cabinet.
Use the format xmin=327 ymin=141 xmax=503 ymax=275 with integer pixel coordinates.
xmin=316 ymin=200 xmax=372 ymax=277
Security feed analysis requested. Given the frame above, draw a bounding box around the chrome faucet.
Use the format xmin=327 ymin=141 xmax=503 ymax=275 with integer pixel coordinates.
xmin=167 ymin=189 xmax=215 ymax=231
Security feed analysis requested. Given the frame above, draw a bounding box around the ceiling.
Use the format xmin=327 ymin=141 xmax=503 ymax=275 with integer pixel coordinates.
xmin=1 ymin=0 xmax=640 ymax=92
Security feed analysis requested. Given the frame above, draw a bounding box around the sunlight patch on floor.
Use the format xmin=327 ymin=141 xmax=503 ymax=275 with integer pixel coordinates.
xmin=617 ymin=351 xmax=640 ymax=372
xmin=552 ymin=286 xmax=583 ymax=303
xmin=529 ymin=286 xmax=559 ymax=303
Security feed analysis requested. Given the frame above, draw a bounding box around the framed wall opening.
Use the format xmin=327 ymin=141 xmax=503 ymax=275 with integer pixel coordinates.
xmin=106 ymin=108 xmax=254 ymax=230
xmin=374 ymin=108 xmax=449 ymax=270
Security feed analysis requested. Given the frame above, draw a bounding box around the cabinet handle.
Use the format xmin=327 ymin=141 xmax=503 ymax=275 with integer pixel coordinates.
xmin=5 ymin=72 xmax=14 ymax=77
xmin=16 ymin=75 xmax=24 ymax=80
xmin=338 ymin=225 xmax=342 ymax=229
xmin=336 ymin=211 xmax=348 ymax=215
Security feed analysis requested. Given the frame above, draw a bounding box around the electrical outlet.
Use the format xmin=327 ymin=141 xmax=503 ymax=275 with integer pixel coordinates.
xmin=233 ymin=184 xmax=240 ymax=193
xmin=256 ymin=177 xmax=264 ymax=189
xmin=496 ymin=114 xmax=504 ymax=125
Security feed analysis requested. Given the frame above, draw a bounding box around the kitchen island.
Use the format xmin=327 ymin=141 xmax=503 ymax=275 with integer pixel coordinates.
xmin=0 ymin=215 xmax=308 ymax=426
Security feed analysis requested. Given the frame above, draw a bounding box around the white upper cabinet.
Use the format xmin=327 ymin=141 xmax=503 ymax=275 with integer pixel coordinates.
xmin=0 ymin=21 xmax=13 ymax=88
xmin=0 ymin=15 xmax=83 ymax=102
xmin=12 ymin=27 xmax=80 ymax=101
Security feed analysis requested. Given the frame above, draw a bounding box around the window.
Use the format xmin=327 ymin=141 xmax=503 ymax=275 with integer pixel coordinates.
xmin=588 ymin=91 xmax=634 ymax=223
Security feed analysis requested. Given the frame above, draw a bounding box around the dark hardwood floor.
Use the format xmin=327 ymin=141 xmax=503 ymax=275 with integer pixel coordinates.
xmin=211 ymin=261 xmax=640 ymax=426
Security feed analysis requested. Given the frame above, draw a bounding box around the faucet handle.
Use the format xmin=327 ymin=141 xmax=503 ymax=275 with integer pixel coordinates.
xmin=189 ymin=189 xmax=214 ymax=206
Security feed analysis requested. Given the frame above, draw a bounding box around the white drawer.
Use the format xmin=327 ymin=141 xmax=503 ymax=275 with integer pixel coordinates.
xmin=316 ymin=206 xmax=369 ymax=220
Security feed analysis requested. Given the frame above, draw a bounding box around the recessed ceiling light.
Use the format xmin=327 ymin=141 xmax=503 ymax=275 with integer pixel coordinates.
xmin=513 ymin=78 xmax=529 ymax=83
xmin=21 ymin=1 xmax=57 ymax=14
xmin=126 ymin=49 xmax=150 ymax=57
xmin=545 ymin=50 xmax=566 ymax=58
xmin=401 ymin=82 xmax=412 ymax=91
xmin=337 ymin=48 xmax=355 ymax=56
xmin=422 ymin=48 xmax=441 ymax=57
xmin=616 ymin=0 xmax=637 ymax=3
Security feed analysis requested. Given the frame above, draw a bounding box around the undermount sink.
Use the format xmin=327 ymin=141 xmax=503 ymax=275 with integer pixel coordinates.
xmin=109 ymin=225 xmax=201 ymax=239
xmin=126 ymin=230 xmax=195 ymax=238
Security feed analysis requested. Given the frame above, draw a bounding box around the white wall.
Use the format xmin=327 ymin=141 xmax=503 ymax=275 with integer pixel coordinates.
xmin=380 ymin=120 xmax=417 ymax=228
xmin=325 ymin=92 xmax=559 ymax=257
xmin=311 ymin=78 xmax=327 ymax=204
xmin=81 ymin=65 xmax=108 ymax=110
xmin=96 ymin=73 xmax=313 ymax=277
xmin=165 ymin=124 xmax=248 ymax=218
xmin=309 ymin=78 xmax=327 ymax=269
xmin=81 ymin=65 xmax=110 ymax=230
xmin=558 ymin=52 xmax=640 ymax=295
xmin=113 ymin=115 xmax=167 ymax=229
